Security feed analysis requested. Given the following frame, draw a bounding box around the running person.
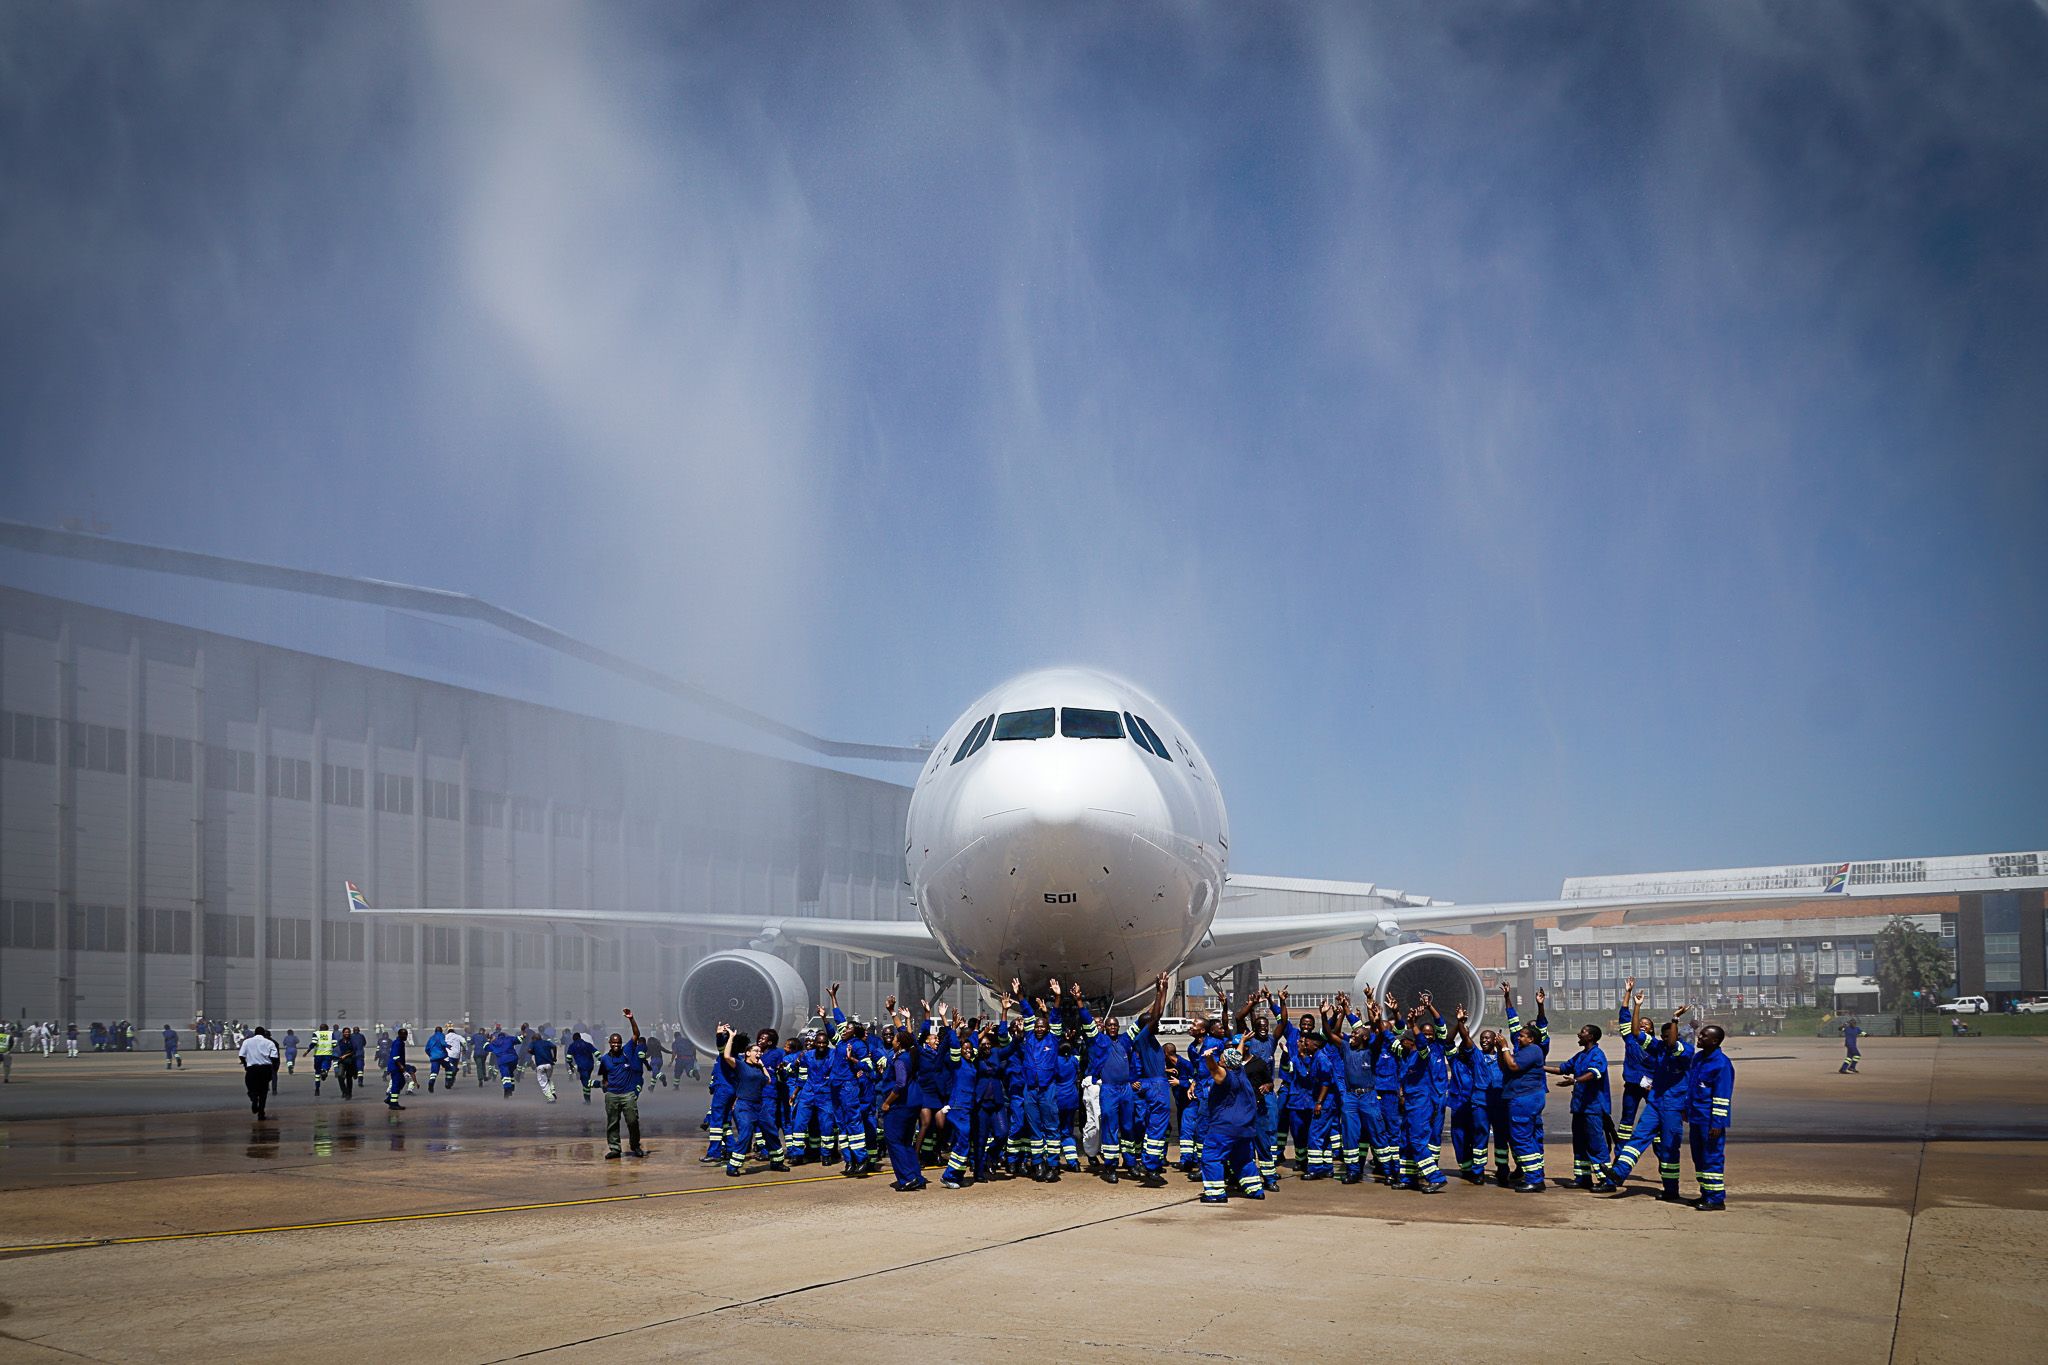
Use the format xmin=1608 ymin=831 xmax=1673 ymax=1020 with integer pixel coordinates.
xmin=529 ymin=1031 xmax=559 ymax=1102
xmin=567 ymin=1029 xmax=598 ymax=1103
xmin=424 ymin=1026 xmax=450 ymax=1092
xmin=487 ymin=1029 xmax=521 ymax=1097
xmin=385 ymin=1027 xmax=411 ymax=1110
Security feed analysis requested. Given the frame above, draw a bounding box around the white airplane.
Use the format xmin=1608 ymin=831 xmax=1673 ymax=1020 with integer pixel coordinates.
xmin=352 ymin=666 xmax=2048 ymax=1051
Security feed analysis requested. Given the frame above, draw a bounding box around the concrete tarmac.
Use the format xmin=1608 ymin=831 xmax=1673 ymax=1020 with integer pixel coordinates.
xmin=0 ymin=1036 xmax=2043 ymax=1363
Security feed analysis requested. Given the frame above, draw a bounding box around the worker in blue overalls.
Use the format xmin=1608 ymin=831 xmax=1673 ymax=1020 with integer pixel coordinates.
xmin=1197 ymin=1045 xmax=1266 ymax=1204
xmin=1337 ymin=1008 xmax=1379 ymax=1184
xmin=567 ymin=1029 xmax=598 ymax=1105
xmin=384 ymin=1026 xmax=411 ymax=1111
xmin=1687 ymin=1022 xmax=1734 ymax=1210
xmin=1492 ymin=982 xmax=1551 ymax=1192
xmin=1012 ymin=981 xmax=1066 ymax=1182
xmin=1272 ymin=994 xmax=1318 ymax=1175
xmin=1368 ymin=1004 xmax=1404 ymax=1183
xmin=1238 ymin=992 xmax=1284 ymax=1187
xmin=878 ymin=1025 xmax=927 ymax=1191
xmin=1839 ymin=1015 xmax=1862 ymax=1074
xmin=940 ymin=1020 xmax=1013 ymax=1187
xmin=830 ymin=1021 xmax=872 ymax=1175
xmin=1081 ymin=1000 xmax=1134 ymax=1183
xmin=1127 ymin=972 xmax=1175 ymax=1186
xmin=783 ymin=1027 xmax=838 ymax=1165
xmin=1393 ymin=1007 xmax=1447 ymax=1192
xmin=751 ymin=1028 xmax=787 ymax=1162
xmin=719 ymin=1023 xmax=786 ymax=1176
xmin=908 ymin=1007 xmax=954 ymax=1166
xmin=1604 ymin=1005 xmax=1691 ymax=1202
xmin=1549 ymin=1021 xmax=1613 ymax=1189
xmin=1616 ymin=981 xmax=1650 ymax=1144
xmin=1181 ymin=1011 xmax=1229 ymax=1177
xmin=423 ymin=1026 xmax=449 ymax=1093
xmin=1446 ymin=1006 xmax=1496 ymax=1183
xmin=1054 ymin=1037 xmax=1084 ymax=1171
xmin=1300 ymin=1006 xmax=1341 ymax=1180
xmin=487 ymin=1028 xmax=521 ymax=1098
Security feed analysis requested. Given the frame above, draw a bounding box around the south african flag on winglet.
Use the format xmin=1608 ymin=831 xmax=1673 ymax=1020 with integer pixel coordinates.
xmin=1823 ymin=863 xmax=1850 ymax=894
xmin=346 ymin=880 xmax=370 ymax=912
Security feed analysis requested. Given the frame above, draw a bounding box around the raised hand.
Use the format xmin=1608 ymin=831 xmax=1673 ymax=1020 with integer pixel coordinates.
xmin=1454 ymin=1003 xmax=1468 ymax=1023
xmin=1535 ymin=987 xmax=1547 ymax=1007
xmin=1048 ymin=977 xmax=1061 ymax=998
xmin=829 ymin=981 xmax=841 ymax=999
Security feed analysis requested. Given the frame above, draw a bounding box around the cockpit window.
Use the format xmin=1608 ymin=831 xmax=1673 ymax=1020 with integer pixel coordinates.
xmin=992 ymin=708 xmax=1055 ymax=741
xmin=950 ymin=714 xmax=994 ymax=765
xmin=1060 ymin=707 xmax=1124 ymax=740
xmin=1129 ymin=713 xmax=1172 ymax=761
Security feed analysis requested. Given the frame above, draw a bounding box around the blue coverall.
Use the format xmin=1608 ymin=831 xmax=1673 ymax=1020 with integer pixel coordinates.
xmin=1609 ymin=1032 xmax=1691 ymax=1197
xmin=1556 ymin=1041 xmax=1612 ymax=1183
xmin=1082 ymin=1009 xmax=1134 ymax=1174
xmin=880 ymin=1050 xmax=926 ymax=1189
xmin=1501 ymin=1002 xmax=1551 ymax=1190
xmin=1687 ymin=1045 xmax=1735 ymax=1207
xmin=1128 ymin=1019 xmax=1173 ymax=1176
xmin=1396 ymin=1031 xmax=1447 ymax=1188
xmin=1198 ymin=1067 xmax=1266 ymax=1203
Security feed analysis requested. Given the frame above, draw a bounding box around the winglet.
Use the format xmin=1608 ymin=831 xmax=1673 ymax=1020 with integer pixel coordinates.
xmin=346 ymin=880 xmax=370 ymax=912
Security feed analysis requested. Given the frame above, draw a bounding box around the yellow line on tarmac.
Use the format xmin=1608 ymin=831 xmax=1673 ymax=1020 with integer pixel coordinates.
xmin=0 ymin=1172 xmax=847 ymax=1255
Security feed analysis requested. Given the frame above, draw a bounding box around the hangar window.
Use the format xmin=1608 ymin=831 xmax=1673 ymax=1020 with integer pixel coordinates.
xmin=993 ymin=708 xmax=1055 ymax=741
xmin=951 ymin=714 xmax=995 ymax=765
xmin=1060 ymin=708 xmax=1124 ymax=740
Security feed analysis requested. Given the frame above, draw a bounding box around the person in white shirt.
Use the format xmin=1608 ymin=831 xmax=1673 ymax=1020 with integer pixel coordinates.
xmin=239 ymin=1027 xmax=281 ymax=1120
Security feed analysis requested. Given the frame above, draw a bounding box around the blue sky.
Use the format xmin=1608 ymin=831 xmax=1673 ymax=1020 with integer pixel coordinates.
xmin=3 ymin=2 xmax=2044 ymax=901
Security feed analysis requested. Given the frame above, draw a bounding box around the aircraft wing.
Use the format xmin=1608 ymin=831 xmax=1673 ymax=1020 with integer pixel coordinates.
xmin=348 ymin=901 xmax=958 ymax=975
xmin=1182 ymin=873 xmax=2048 ymax=978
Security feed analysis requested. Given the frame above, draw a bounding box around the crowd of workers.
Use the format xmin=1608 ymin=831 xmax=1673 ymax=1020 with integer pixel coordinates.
xmin=697 ymin=973 xmax=1735 ymax=1209
xmin=0 ymin=975 xmax=1737 ymax=1209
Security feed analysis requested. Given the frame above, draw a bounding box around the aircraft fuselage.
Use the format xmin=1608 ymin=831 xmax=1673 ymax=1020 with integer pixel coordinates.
xmin=904 ymin=667 xmax=1229 ymax=1004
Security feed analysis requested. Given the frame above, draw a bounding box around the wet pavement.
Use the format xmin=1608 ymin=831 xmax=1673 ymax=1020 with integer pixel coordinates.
xmin=0 ymin=1037 xmax=2043 ymax=1362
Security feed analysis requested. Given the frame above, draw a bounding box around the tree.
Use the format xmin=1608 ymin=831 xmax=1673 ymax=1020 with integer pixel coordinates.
xmin=1786 ymin=960 xmax=1811 ymax=1007
xmin=1875 ymin=917 xmax=1955 ymax=1023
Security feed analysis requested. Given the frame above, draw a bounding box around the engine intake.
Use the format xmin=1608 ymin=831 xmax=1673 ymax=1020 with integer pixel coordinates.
xmin=1353 ymin=942 xmax=1486 ymax=1030
xmin=678 ymin=949 xmax=810 ymax=1055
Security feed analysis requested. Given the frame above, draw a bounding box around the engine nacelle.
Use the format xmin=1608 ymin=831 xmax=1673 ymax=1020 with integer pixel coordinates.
xmin=1354 ymin=942 xmax=1486 ymax=1030
xmin=678 ymin=949 xmax=810 ymax=1056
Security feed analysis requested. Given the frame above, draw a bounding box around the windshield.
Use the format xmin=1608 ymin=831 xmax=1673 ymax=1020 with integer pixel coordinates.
xmin=1060 ymin=707 xmax=1124 ymax=739
xmin=992 ymin=708 xmax=1055 ymax=740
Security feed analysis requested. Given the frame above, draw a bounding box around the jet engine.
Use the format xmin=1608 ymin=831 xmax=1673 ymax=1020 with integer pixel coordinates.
xmin=678 ymin=949 xmax=809 ymax=1055
xmin=1353 ymin=942 xmax=1486 ymax=1030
